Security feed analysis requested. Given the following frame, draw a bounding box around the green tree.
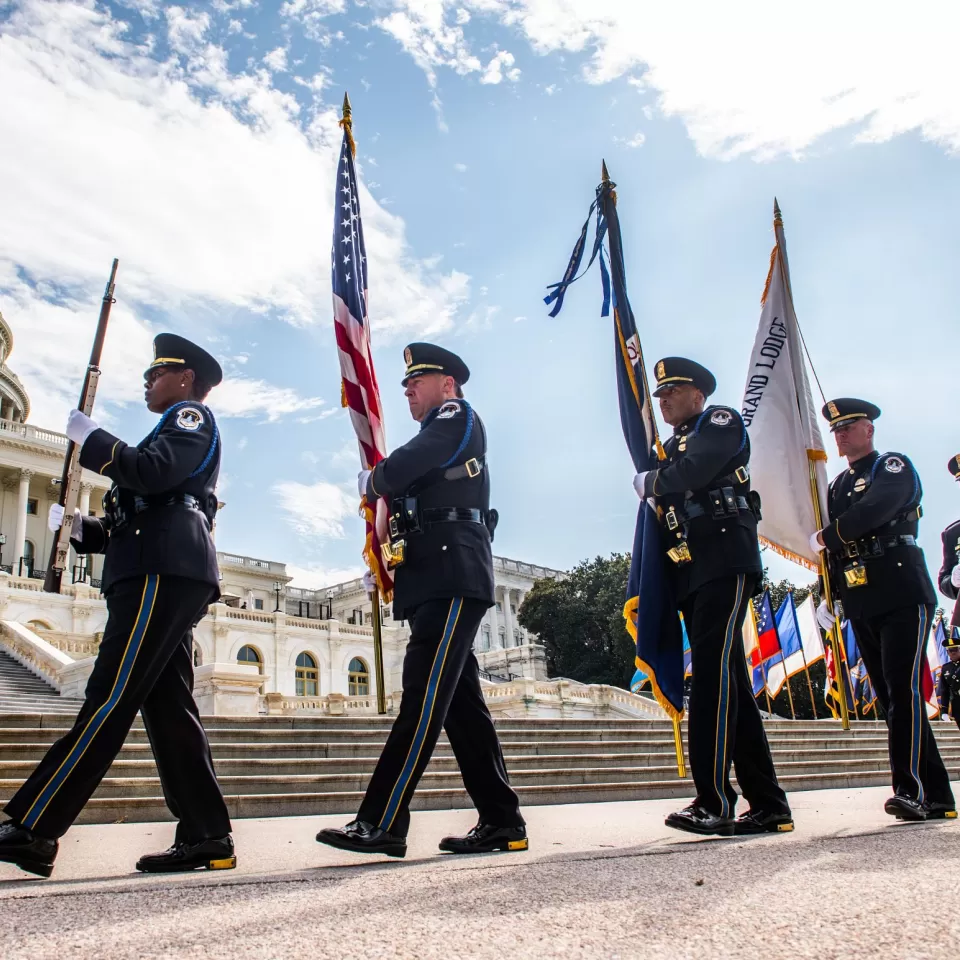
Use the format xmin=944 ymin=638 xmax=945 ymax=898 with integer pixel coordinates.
xmin=517 ymin=553 xmax=635 ymax=688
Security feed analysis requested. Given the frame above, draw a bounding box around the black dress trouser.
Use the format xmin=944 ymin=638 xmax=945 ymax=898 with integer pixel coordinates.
xmin=680 ymin=574 xmax=790 ymax=819
xmin=850 ymin=604 xmax=954 ymax=805
xmin=358 ymin=597 xmax=524 ymax=838
xmin=4 ymin=575 xmax=231 ymax=841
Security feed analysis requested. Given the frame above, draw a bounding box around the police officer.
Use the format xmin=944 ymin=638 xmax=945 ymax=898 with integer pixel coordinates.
xmin=316 ymin=343 xmax=526 ymax=859
xmin=810 ymin=399 xmax=955 ymax=821
xmin=937 ymin=454 xmax=960 ymax=644
xmin=634 ymin=358 xmax=792 ymax=837
xmin=936 ymin=635 xmax=960 ymax=733
xmin=0 ymin=334 xmax=234 ymax=878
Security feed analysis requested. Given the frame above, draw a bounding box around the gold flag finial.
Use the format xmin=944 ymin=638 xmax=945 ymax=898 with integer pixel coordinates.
xmin=773 ymin=197 xmax=783 ymax=226
xmin=601 ymin=159 xmax=610 ymax=183
xmin=339 ymin=91 xmax=356 ymax=157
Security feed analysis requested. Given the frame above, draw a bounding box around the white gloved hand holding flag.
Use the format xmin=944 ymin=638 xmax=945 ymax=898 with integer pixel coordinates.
xmin=816 ymin=600 xmax=838 ymax=632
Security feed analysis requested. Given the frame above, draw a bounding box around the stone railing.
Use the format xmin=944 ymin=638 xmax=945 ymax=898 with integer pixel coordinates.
xmin=220 ymin=607 xmax=276 ymax=625
xmin=0 ymin=620 xmax=75 ymax=690
xmin=480 ymin=677 xmax=664 ymax=719
xmin=0 ymin=416 xmax=61 ymax=447
xmin=261 ymin=691 xmax=400 ymax=716
xmin=216 ymin=552 xmax=289 ymax=577
xmin=492 ymin=556 xmax=565 ymax=582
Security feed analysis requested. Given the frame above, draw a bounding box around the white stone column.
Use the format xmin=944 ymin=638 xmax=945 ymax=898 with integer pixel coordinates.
xmin=12 ymin=469 xmax=32 ymax=575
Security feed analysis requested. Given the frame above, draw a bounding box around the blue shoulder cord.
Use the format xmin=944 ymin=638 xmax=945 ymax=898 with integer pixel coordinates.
xmin=149 ymin=400 xmax=219 ymax=478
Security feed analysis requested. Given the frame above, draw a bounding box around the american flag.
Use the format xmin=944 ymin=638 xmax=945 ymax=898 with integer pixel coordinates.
xmin=332 ymin=110 xmax=393 ymax=600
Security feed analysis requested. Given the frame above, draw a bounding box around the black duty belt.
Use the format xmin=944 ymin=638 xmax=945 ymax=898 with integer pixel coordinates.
xmin=842 ymin=534 xmax=917 ymax=559
xmin=678 ymin=497 xmax=750 ymax=522
xmin=113 ymin=494 xmax=209 ymax=531
xmin=422 ymin=507 xmax=485 ymax=526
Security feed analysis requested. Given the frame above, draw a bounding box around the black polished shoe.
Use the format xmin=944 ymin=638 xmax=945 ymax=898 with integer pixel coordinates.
xmin=884 ymin=795 xmax=927 ymax=822
xmin=136 ymin=836 xmax=236 ymax=873
xmin=923 ymin=801 xmax=958 ymax=821
xmin=0 ymin=821 xmax=58 ymax=878
xmin=733 ymin=810 xmax=795 ymax=836
xmin=316 ymin=820 xmax=407 ymax=858
xmin=439 ymin=823 xmax=528 ymax=854
xmin=665 ymin=803 xmax=735 ymax=837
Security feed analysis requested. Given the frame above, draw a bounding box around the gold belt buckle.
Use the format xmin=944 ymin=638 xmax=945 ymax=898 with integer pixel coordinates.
xmin=734 ymin=465 xmax=750 ymax=484
xmin=464 ymin=458 xmax=481 ymax=479
xmin=381 ymin=539 xmax=406 ymax=569
xmin=667 ymin=541 xmax=692 ymax=565
xmin=844 ymin=562 xmax=868 ymax=588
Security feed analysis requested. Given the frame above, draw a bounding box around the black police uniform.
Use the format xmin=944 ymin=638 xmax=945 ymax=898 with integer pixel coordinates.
xmin=3 ymin=335 xmax=232 ymax=863
xmin=937 ymin=455 xmax=960 ymax=637
xmin=937 ymin=660 xmax=960 ymax=732
xmin=323 ymin=344 xmax=524 ymax=852
xmin=639 ymin=358 xmax=789 ymax=830
xmin=819 ymin=399 xmax=953 ymax=811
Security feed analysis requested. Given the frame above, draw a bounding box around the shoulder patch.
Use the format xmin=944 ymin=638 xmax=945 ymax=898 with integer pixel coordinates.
xmin=437 ymin=401 xmax=461 ymax=420
xmin=883 ymin=455 xmax=904 ymax=474
xmin=175 ymin=407 xmax=204 ymax=432
xmin=709 ymin=409 xmax=734 ymax=427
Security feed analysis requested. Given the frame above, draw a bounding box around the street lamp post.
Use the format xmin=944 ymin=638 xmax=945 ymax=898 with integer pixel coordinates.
xmin=273 ymin=580 xmax=283 ymax=613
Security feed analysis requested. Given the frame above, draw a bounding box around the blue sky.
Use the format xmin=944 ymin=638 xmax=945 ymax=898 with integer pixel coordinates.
xmin=1 ymin=0 xmax=958 ymax=590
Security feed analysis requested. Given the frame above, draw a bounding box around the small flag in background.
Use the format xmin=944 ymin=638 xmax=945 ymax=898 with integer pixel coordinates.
xmin=825 ymin=635 xmax=855 ymax=718
xmin=766 ymin=592 xmax=807 ymax=697
xmin=754 ymin=590 xmax=784 ymax=699
xmin=743 ymin=599 xmax=767 ymax=699
xmin=796 ymin=594 xmax=825 ymax=666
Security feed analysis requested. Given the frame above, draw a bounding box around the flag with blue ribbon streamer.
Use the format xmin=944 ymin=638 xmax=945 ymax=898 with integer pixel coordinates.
xmin=546 ymin=164 xmax=684 ymax=720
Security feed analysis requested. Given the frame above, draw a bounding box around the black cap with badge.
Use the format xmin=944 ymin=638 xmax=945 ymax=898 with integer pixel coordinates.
xmin=144 ymin=333 xmax=223 ymax=387
xmin=652 ymin=357 xmax=716 ymax=398
xmin=949 ymin=454 xmax=960 ymax=481
xmin=401 ymin=342 xmax=470 ymax=387
xmin=821 ymin=397 xmax=881 ymax=432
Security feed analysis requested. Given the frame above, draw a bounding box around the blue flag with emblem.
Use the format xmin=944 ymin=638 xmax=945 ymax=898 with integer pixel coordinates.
xmin=546 ymin=164 xmax=683 ymax=720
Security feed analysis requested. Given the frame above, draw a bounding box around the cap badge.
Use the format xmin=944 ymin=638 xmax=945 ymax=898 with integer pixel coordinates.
xmin=656 ymin=361 xmax=665 ymax=380
xmin=827 ymin=401 xmax=839 ymax=419
xmin=404 ymin=347 xmax=413 ymax=366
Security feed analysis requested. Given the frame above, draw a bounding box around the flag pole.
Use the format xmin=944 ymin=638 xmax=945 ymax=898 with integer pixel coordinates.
xmin=341 ymin=90 xmax=386 ymax=715
xmin=783 ymin=670 xmax=797 ymax=720
xmin=602 ymin=161 xmax=683 ymax=778
xmin=772 ymin=197 xmax=849 ymax=731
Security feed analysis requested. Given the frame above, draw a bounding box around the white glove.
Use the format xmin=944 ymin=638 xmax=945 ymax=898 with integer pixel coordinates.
xmin=816 ymin=599 xmax=838 ymax=632
xmin=358 ymin=469 xmax=372 ymax=498
xmin=47 ymin=504 xmax=83 ymax=541
xmin=951 ymin=566 xmax=960 ymax=589
xmin=633 ymin=471 xmax=649 ymax=499
xmin=361 ymin=570 xmax=376 ymax=593
xmin=66 ymin=409 xmax=98 ymax=447
xmin=809 ymin=531 xmax=824 ymax=555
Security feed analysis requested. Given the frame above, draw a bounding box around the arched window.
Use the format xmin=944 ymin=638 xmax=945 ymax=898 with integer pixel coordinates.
xmin=296 ymin=652 xmax=319 ymax=696
xmin=237 ymin=645 xmax=262 ymax=669
xmin=348 ymin=657 xmax=369 ymax=696
xmin=193 ymin=644 xmax=203 ymax=668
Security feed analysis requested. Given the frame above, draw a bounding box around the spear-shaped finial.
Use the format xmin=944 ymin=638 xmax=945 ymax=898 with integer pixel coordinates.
xmin=340 ymin=91 xmax=356 ymax=157
xmin=773 ymin=197 xmax=783 ymax=226
xmin=601 ymin=159 xmax=610 ymax=182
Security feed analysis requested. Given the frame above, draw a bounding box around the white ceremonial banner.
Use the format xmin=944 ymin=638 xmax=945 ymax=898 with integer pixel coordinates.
xmin=741 ymin=202 xmax=829 ymax=572
xmin=796 ymin=595 xmax=825 ymax=665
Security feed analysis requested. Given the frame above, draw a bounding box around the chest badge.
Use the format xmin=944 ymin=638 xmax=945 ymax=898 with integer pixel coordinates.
xmin=884 ymin=456 xmax=905 ymax=474
xmin=175 ymin=407 xmax=204 ymax=432
xmin=853 ymin=477 xmax=867 ymax=493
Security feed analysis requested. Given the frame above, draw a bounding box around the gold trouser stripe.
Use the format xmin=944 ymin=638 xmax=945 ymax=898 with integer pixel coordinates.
xmin=21 ymin=576 xmax=160 ymax=829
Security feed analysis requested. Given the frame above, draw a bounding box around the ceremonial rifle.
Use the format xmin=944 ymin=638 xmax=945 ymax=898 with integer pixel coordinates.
xmin=43 ymin=259 xmax=119 ymax=594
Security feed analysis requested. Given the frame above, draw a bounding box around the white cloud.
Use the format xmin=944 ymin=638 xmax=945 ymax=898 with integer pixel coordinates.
xmin=262 ymin=46 xmax=289 ymax=73
xmin=480 ymin=49 xmax=519 ymax=85
xmin=285 ymin=562 xmax=366 ymax=590
xmin=381 ymin=0 xmax=960 ymax=160
xmin=280 ymin=0 xmax=347 ymax=43
xmin=614 ymin=131 xmax=645 ymax=148
xmin=0 ymin=0 xmax=473 ymax=425
xmin=454 ymin=162 xmax=468 ymax=171
xmin=211 ymin=378 xmax=326 ymax=421
xmin=273 ymin=479 xmax=357 ymax=539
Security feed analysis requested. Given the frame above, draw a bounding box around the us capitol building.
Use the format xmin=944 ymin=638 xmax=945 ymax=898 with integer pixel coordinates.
xmin=0 ymin=313 xmax=657 ymax=720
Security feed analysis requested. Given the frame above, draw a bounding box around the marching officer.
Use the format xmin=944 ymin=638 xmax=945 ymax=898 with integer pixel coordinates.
xmin=936 ymin=636 xmax=960 ymax=732
xmin=810 ymin=399 xmax=955 ymax=821
xmin=633 ymin=358 xmax=792 ymax=837
xmin=0 ymin=334 xmax=235 ymax=878
xmin=316 ymin=343 xmax=526 ymax=859
xmin=937 ymin=454 xmax=960 ymax=641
